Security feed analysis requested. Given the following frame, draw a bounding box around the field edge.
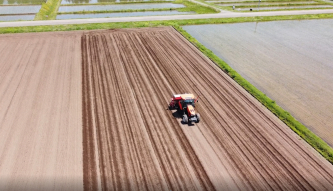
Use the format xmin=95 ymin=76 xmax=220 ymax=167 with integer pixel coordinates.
xmin=172 ymin=24 xmax=333 ymax=165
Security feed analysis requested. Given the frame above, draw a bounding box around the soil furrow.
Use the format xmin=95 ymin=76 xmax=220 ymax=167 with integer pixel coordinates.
xmin=80 ymin=27 xmax=333 ymax=191
xmin=165 ymin=32 xmax=313 ymax=190
xmin=157 ymin=30 xmax=314 ymax=190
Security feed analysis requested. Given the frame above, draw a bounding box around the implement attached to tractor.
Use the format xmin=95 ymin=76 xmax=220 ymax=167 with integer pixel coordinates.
xmin=168 ymin=93 xmax=200 ymax=125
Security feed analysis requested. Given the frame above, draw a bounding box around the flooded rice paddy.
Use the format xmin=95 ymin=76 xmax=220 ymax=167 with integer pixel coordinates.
xmin=217 ymin=1 xmax=316 ymax=6
xmin=207 ymin=0 xmax=316 ymax=2
xmin=207 ymin=0 xmax=274 ymax=2
xmin=58 ymin=3 xmax=184 ymax=12
xmin=61 ymin=0 xmax=172 ymax=4
xmin=0 ymin=5 xmax=41 ymax=14
xmin=56 ymin=10 xmax=192 ymax=19
xmin=0 ymin=0 xmax=45 ymax=5
xmin=0 ymin=14 xmax=34 ymax=21
xmin=236 ymin=5 xmax=333 ymax=10
xmin=206 ymin=0 xmax=329 ymax=11
xmin=183 ymin=19 xmax=333 ymax=146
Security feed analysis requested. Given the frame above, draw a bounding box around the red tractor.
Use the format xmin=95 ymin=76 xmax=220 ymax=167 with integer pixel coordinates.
xmin=168 ymin=93 xmax=200 ymax=125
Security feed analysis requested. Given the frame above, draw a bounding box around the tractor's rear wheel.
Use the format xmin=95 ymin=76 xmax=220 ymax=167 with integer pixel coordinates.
xmin=196 ymin=113 xmax=200 ymax=123
xmin=182 ymin=115 xmax=188 ymax=124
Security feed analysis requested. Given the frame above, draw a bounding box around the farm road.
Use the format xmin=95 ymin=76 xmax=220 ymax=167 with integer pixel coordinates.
xmin=1 ymin=9 xmax=333 ymax=28
xmin=81 ymin=27 xmax=333 ymax=190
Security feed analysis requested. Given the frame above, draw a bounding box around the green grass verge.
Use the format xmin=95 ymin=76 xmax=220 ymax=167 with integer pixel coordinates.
xmin=175 ymin=0 xmax=220 ymax=13
xmin=34 ymin=0 xmax=61 ymax=20
xmin=1 ymin=13 xmax=333 ymax=164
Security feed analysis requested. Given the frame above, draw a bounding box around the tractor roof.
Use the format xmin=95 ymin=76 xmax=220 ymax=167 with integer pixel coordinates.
xmin=180 ymin=94 xmax=195 ymax=100
xmin=173 ymin=93 xmax=195 ymax=100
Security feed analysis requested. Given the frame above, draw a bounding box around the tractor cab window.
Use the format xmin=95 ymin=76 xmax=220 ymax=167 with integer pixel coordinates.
xmin=183 ymin=99 xmax=195 ymax=107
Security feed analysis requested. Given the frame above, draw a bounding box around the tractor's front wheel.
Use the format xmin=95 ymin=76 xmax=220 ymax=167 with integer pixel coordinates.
xmin=196 ymin=113 xmax=200 ymax=123
xmin=182 ymin=115 xmax=188 ymax=124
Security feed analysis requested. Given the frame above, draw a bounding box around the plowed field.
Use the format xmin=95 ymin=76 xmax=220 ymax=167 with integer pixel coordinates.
xmin=1 ymin=27 xmax=333 ymax=190
xmin=0 ymin=31 xmax=83 ymax=191
xmin=81 ymin=27 xmax=333 ymax=190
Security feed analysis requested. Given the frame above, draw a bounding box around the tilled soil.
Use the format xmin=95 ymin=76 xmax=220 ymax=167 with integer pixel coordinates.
xmin=1 ymin=27 xmax=333 ymax=191
xmin=81 ymin=27 xmax=333 ymax=190
xmin=0 ymin=32 xmax=83 ymax=191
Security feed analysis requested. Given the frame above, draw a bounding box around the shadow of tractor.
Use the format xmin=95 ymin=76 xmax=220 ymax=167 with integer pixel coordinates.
xmin=171 ymin=110 xmax=195 ymax=126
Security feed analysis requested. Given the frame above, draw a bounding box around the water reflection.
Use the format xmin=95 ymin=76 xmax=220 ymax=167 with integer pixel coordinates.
xmin=57 ymin=10 xmax=192 ymax=19
xmin=0 ymin=5 xmax=41 ymax=14
xmin=58 ymin=3 xmax=184 ymax=12
xmin=217 ymin=1 xmax=316 ymax=6
xmin=236 ymin=5 xmax=333 ymax=10
xmin=0 ymin=14 xmax=35 ymax=21
xmin=61 ymin=0 xmax=171 ymax=4
xmin=0 ymin=0 xmax=45 ymax=5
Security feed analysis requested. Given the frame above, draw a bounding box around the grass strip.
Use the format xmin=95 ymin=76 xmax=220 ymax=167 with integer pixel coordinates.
xmin=34 ymin=0 xmax=61 ymax=20
xmin=57 ymin=8 xmax=176 ymax=14
xmin=1 ymin=13 xmax=333 ymax=164
xmin=175 ymin=0 xmax=220 ymax=13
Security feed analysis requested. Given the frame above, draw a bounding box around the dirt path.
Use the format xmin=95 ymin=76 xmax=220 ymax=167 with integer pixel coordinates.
xmin=0 ymin=32 xmax=83 ymax=191
xmin=81 ymin=27 xmax=333 ymax=190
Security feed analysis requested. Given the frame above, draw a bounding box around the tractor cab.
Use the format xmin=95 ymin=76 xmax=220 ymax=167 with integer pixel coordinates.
xmin=181 ymin=99 xmax=195 ymax=109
